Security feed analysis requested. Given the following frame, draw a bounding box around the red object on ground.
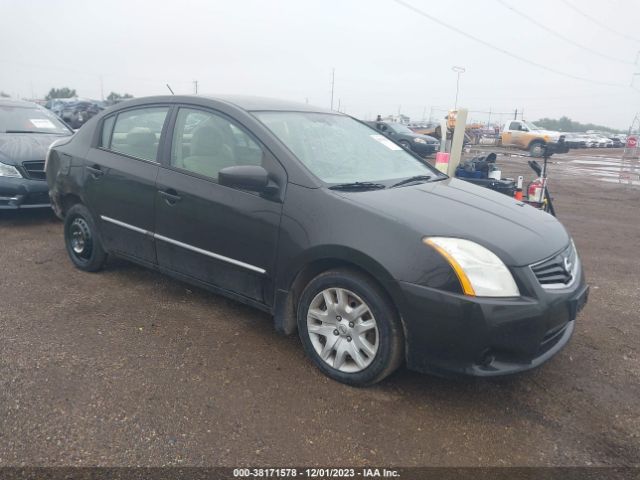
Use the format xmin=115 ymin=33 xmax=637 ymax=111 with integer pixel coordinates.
xmin=435 ymin=152 xmax=450 ymax=173
xmin=528 ymin=178 xmax=544 ymax=203
xmin=627 ymin=136 xmax=637 ymax=148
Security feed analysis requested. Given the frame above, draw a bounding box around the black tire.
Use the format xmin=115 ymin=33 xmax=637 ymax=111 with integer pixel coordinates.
xmin=529 ymin=141 xmax=545 ymax=158
xmin=64 ymin=203 xmax=108 ymax=272
xmin=399 ymin=140 xmax=412 ymax=151
xmin=297 ymin=268 xmax=404 ymax=386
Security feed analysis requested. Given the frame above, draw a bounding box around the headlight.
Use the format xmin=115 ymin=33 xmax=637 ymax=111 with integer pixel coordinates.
xmin=413 ymin=137 xmax=427 ymax=144
xmin=423 ymin=237 xmax=520 ymax=297
xmin=0 ymin=161 xmax=22 ymax=178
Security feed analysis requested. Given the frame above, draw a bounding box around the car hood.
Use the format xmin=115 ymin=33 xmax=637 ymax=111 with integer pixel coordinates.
xmin=0 ymin=133 xmax=70 ymax=165
xmin=404 ymin=132 xmax=438 ymax=142
xmin=336 ymin=178 xmax=569 ymax=267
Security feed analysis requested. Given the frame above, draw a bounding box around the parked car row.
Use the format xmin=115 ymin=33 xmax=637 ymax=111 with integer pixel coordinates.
xmin=563 ymin=132 xmax=626 ymax=149
xmin=44 ymin=98 xmax=105 ymax=129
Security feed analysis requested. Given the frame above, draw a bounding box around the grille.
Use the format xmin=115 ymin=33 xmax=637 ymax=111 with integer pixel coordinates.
xmin=531 ymin=243 xmax=578 ymax=288
xmin=22 ymin=161 xmax=46 ymax=180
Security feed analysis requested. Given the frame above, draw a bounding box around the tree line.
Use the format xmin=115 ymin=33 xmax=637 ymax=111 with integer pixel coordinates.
xmin=533 ymin=116 xmax=623 ymax=133
xmin=43 ymin=87 xmax=133 ymax=103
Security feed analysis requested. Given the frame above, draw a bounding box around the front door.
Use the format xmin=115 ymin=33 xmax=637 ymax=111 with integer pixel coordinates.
xmin=154 ymin=106 xmax=285 ymax=303
xmin=84 ymin=105 xmax=170 ymax=264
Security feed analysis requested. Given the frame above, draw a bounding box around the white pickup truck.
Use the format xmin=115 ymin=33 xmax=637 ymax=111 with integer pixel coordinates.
xmin=500 ymin=120 xmax=568 ymax=157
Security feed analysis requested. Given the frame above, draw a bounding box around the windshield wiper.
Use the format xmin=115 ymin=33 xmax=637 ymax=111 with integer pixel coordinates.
xmin=329 ymin=181 xmax=386 ymax=191
xmin=390 ymin=175 xmax=432 ymax=188
xmin=4 ymin=130 xmax=63 ymax=134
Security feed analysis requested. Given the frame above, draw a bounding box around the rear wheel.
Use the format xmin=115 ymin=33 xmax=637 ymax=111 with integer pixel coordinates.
xmin=64 ymin=204 xmax=107 ymax=272
xmin=297 ymin=269 xmax=404 ymax=386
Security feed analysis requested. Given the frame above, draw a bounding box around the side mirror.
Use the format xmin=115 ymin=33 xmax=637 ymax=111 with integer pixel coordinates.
xmin=219 ymin=165 xmax=275 ymax=193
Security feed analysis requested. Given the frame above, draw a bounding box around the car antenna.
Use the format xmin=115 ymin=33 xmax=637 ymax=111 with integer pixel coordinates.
xmin=166 ymin=84 xmax=175 ymax=95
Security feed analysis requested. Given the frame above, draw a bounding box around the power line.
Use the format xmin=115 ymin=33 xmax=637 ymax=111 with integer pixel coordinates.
xmin=559 ymin=0 xmax=640 ymax=44
xmin=392 ymin=0 xmax=630 ymax=88
xmin=497 ymin=0 xmax=634 ymax=65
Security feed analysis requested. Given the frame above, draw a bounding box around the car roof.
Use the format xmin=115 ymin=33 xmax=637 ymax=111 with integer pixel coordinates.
xmin=0 ymin=98 xmax=42 ymax=108
xmin=111 ymin=94 xmax=336 ymax=114
xmin=204 ymin=94 xmax=334 ymax=113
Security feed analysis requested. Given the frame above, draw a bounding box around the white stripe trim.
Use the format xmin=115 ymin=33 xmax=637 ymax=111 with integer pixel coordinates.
xmin=101 ymin=215 xmax=149 ymax=235
xmin=153 ymin=233 xmax=267 ymax=274
xmin=100 ymin=215 xmax=266 ymax=275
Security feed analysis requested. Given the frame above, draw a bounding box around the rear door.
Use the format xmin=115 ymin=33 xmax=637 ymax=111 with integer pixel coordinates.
xmin=154 ymin=106 xmax=285 ymax=303
xmin=83 ymin=105 xmax=171 ymax=264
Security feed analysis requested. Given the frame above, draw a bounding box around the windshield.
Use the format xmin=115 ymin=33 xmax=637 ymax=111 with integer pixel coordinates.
xmin=254 ymin=112 xmax=440 ymax=184
xmin=388 ymin=123 xmax=414 ymax=135
xmin=0 ymin=104 xmax=71 ymax=134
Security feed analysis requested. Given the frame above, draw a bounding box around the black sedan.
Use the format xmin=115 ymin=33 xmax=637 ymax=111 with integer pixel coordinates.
xmin=0 ymin=99 xmax=73 ymax=209
xmin=366 ymin=121 xmax=439 ymax=156
xmin=46 ymin=95 xmax=588 ymax=386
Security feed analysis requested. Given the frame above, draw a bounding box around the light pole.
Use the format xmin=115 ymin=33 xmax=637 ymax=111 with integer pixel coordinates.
xmin=452 ymin=66 xmax=465 ymax=109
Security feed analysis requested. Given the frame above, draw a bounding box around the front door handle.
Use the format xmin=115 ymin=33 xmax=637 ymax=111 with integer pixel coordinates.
xmin=86 ymin=165 xmax=104 ymax=178
xmin=159 ymin=189 xmax=182 ymax=205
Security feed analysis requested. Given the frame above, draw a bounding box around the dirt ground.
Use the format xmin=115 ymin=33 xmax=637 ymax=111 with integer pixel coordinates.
xmin=0 ymin=148 xmax=639 ymax=467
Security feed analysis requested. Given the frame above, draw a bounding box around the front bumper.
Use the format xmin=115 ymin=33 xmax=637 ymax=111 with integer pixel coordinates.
xmin=411 ymin=142 xmax=438 ymax=156
xmin=0 ymin=177 xmax=51 ymax=209
xmin=549 ymin=140 xmax=570 ymax=154
xmin=399 ymin=265 xmax=588 ymax=377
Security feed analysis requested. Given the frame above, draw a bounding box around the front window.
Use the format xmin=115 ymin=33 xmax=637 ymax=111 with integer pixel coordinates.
xmin=0 ymin=104 xmax=71 ymax=134
xmin=254 ymin=112 xmax=440 ymax=185
xmin=171 ymin=107 xmax=263 ymax=181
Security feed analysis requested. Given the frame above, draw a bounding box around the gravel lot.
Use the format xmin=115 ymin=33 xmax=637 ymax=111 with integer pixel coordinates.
xmin=1 ymin=149 xmax=639 ymax=467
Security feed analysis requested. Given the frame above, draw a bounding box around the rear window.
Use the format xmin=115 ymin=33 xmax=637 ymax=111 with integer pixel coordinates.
xmin=108 ymin=107 xmax=169 ymax=162
xmin=0 ymin=104 xmax=71 ymax=134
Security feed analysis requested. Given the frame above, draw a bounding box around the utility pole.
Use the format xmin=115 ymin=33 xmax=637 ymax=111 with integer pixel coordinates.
xmin=487 ymin=107 xmax=492 ymax=126
xmin=193 ymin=80 xmax=198 ymax=95
xmin=514 ymin=108 xmax=518 ymax=120
xmin=330 ymin=68 xmax=335 ymax=110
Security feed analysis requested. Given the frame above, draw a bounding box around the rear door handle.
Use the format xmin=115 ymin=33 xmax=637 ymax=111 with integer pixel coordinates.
xmin=159 ymin=189 xmax=182 ymax=204
xmin=86 ymin=165 xmax=104 ymax=178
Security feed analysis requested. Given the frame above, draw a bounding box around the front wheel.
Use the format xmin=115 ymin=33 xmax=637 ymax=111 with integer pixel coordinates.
xmin=399 ymin=140 xmax=412 ymax=151
xmin=64 ymin=204 xmax=108 ymax=272
xmin=297 ymin=269 xmax=404 ymax=386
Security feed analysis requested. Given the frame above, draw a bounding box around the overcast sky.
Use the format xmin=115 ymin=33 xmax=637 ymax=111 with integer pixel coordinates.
xmin=2 ymin=0 xmax=639 ymax=129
